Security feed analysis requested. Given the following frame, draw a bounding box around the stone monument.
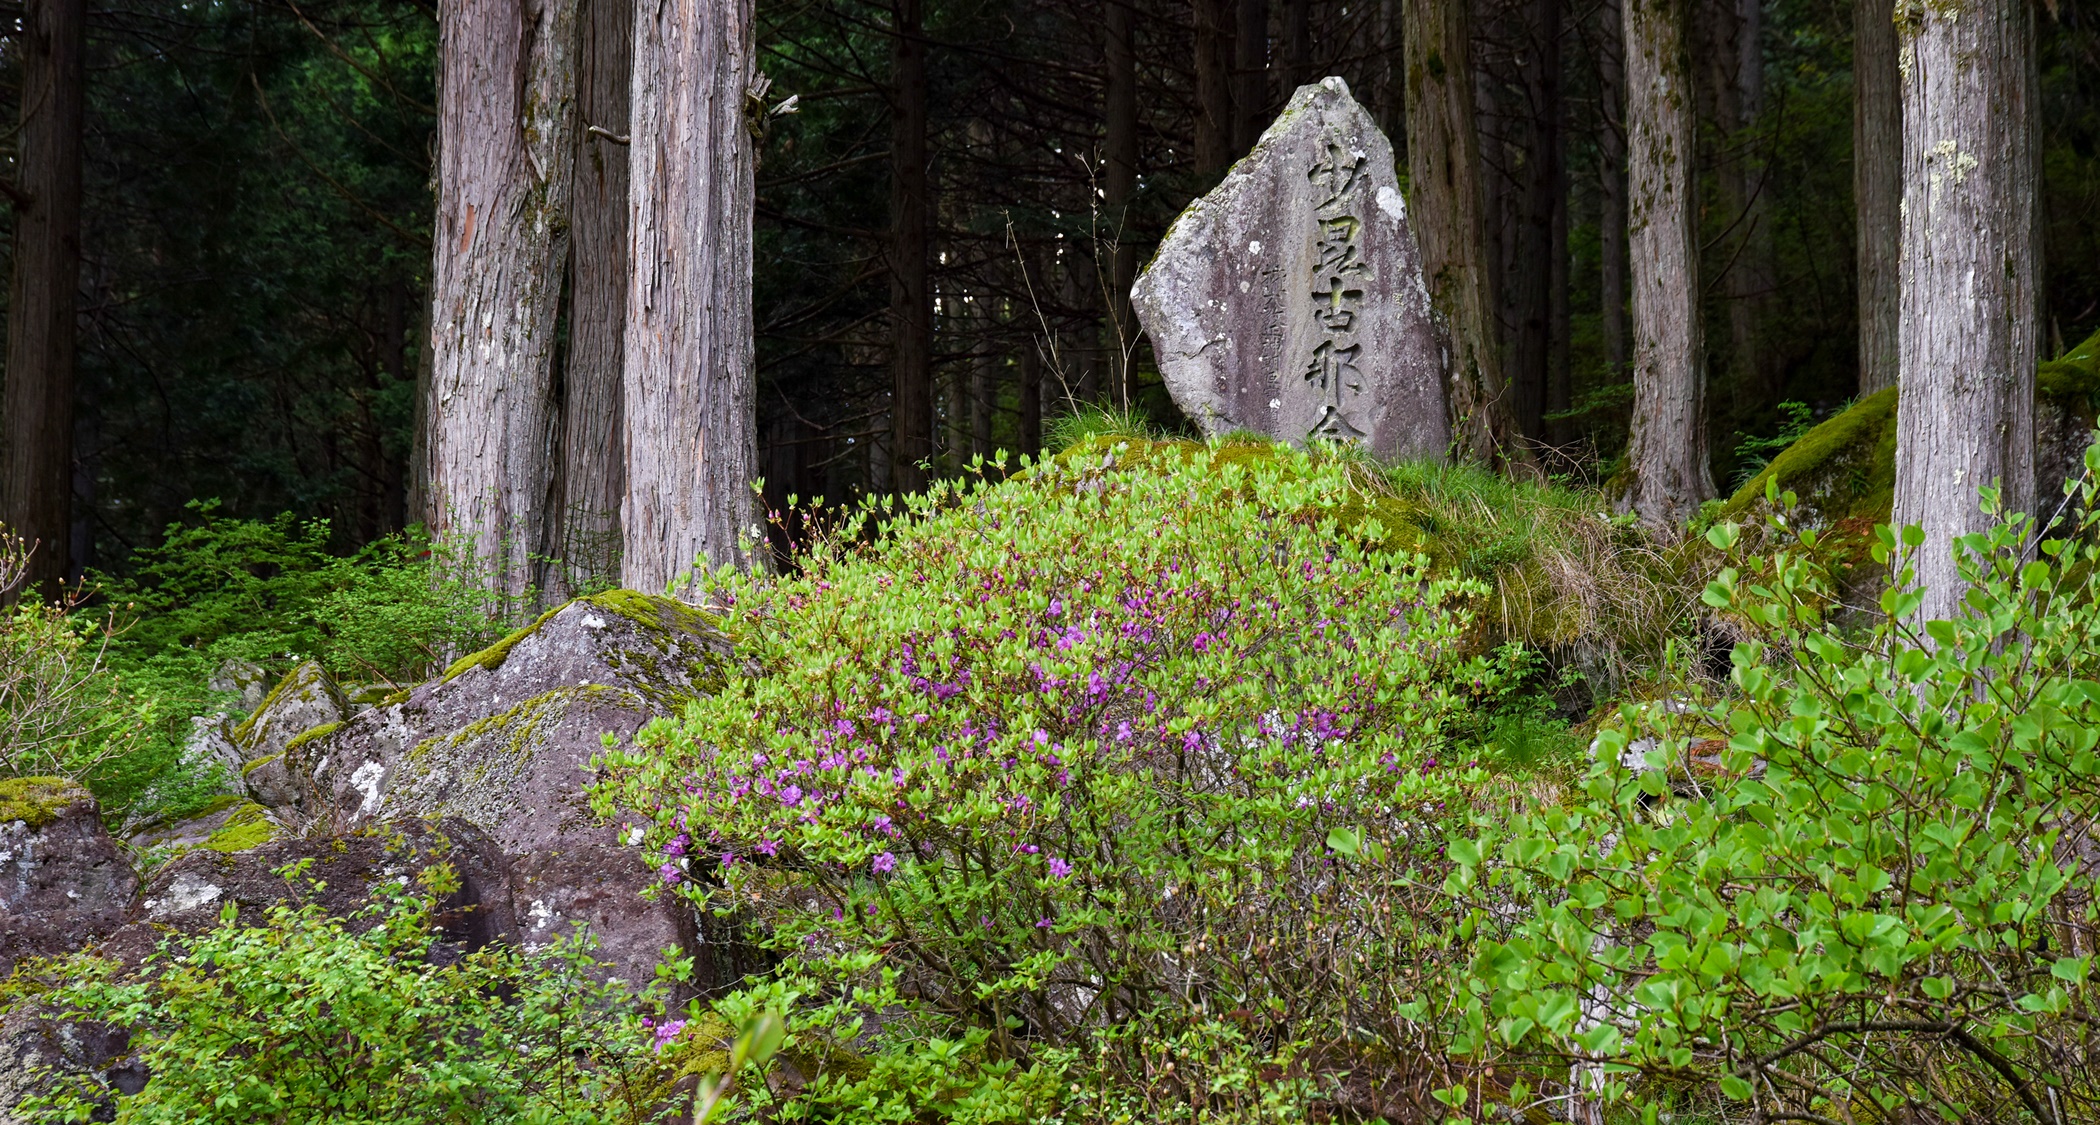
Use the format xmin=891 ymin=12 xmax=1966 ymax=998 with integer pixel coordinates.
xmin=1132 ymin=77 xmax=1448 ymax=460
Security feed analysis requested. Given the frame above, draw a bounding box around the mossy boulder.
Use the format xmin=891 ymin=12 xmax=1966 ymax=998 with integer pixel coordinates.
xmin=0 ymin=778 xmax=85 ymax=833
xmin=234 ymin=660 xmax=347 ymax=808
xmin=125 ymin=794 xmax=279 ymax=857
xmin=0 ymin=780 xmax=137 ymax=979
xmin=102 ymin=817 xmax=515 ymax=967
xmin=294 ymin=591 xmax=733 ymax=838
xmin=267 ymin=592 xmax=731 ymax=993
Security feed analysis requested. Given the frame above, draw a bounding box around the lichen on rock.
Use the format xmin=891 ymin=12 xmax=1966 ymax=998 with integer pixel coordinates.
xmin=0 ymin=778 xmax=86 ymax=832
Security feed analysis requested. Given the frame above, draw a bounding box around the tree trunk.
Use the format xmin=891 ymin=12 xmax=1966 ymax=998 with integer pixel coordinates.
xmin=1404 ymin=0 xmax=1523 ymax=467
xmin=1511 ymin=0 xmax=1563 ymax=442
xmin=1232 ymin=0 xmax=1270 ymax=154
xmin=1710 ymin=0 xmax=1773 ymax=413
xmin=1548 ymin=125 xmax=1571 ymax=445
xmin=1105 ymin=0 xmax=1139 ymax=404
xmin=1853 ymin=0 xmax=1900 ymax=397
xmin=1020 ymin=337 xmax=1043 ymax=454
xmin=1620 ymin=0 xmax=1713 ymax=527
xmin=623 ymin=0 xmax=762 ymax=589
xmin=945 ymin=296 xmax=968 ymax=472
xmin=1893 ymin=0 xmax=2038 ymax=623
xmin=1596 ymin=0 xmax=1630 ymax=381
xmin=890 ymin=0 xmax=934 ymax=493
xmin=1282 ymin=0 xmax=1312 ymax=86
xmin=1194 ymin=0 xmax=1235 ymax=174
xmin=557 ymin=0 xmax=633 ymax=595
xmin=2 ymin=0 xmax=85 ymax=602
xmin=428 ymin=0 xmax=578 ymax=601
xmin=972 ymin=299 xmax=996 ymax=459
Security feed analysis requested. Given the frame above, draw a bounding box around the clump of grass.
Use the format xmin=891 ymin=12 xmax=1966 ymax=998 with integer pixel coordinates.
xmin=1376 ymin=458 xmax=1698 ymax=691
xmin=1043 ymin=403 xmax=1165 ymax=451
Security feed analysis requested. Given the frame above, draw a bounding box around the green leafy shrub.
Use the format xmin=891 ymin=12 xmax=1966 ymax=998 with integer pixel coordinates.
xmin=23 ymin=863 xmax=693 ymax=1124
xmin=595 ymin=443 xmax=1508 ymax=1120
xmin=101 ymin=501 xmax=511 ymax=694
xmin=63 ymin=505 xmax=516 ymax=825
xmin=1443 ymin=460 xmax=2100 ymax=1122
xmin=0 ymin=529 xmax=165 ymax=816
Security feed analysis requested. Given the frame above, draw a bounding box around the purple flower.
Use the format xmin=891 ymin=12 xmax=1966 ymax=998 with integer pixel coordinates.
xmin=651 ymin=1018 xmax=688 ymax=1052
xmin=872 ymin=851 xmax=897 ymax=874
xmin=1046 ymin=856 xmax=1073 ymax=879
xmin=658 ymin=863 xmax=682 ymax=885
xmin=780 ymin=784 xmax=804 ymax=807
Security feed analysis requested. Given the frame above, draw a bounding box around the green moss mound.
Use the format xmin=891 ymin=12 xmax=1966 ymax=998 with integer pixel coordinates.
xmin=282 ymin=721 xmax=341 ymax=754
xmin=2039 ymin=329 xmax=2100 ymax=414
xmin=0 ymin=777 xmax=89 ymax=829
xmin=1723 ymin=387 xmax=1899 ymax=526
xmin=203 ymin=801 xmax=276 ymax=853
xmin=1724 ymin=329 xmax=2100 ymax=535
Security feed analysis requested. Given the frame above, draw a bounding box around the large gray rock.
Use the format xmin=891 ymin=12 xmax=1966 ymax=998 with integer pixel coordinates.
xmin=99 ymin=816 xmax=517 ymax=966
xmin=1133 ymin=77 xmax=1447 ymax=460
xmin=234 ymin=660 xmax=347 ymax=809
xmin=2 ymin=819 xmax=511 ymax=1124
xmin=0 ymin=1004 xmax=142 ymax=1125
xmin=278 ymin=592 xmax=734 ymax=990
xmin=0 ymin=779 xmax=138 ymax=980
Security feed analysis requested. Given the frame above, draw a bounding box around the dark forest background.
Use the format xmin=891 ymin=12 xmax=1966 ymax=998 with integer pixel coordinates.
xmin=9 ymin=0 xmax=2100 ymax=570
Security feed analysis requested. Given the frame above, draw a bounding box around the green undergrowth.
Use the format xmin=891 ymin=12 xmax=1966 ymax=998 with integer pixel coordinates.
xmin=23 ymin=507 xmax=524 ymax=828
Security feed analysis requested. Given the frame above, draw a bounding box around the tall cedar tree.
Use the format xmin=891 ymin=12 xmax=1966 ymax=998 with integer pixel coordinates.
xmin=1893 ymin=0 xmax=2040 ymax=625
xmin=889 ymin=0 xmax=934 ymax=495
xmin=2 ymin=0 xmax=86 ymax=599
xmin=624 ymin=0 xmax=764 ymax=587
xmin=426 ymin=0 xmax=578 ymax=599
xmin=1619 ymin=0 xmax=1713 ymax=527
xmin=1404 ymin=0 xmax=1522 ymax=467
xmin=1854 ymin=0 xmax=1901 ymax=397
xmin=554 ymin=0 xmax=635 ymax=597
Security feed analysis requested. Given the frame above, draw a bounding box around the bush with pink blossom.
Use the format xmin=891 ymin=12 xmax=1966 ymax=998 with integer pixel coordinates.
xmin=594 ymin=441 xmax=1508 ymax=1119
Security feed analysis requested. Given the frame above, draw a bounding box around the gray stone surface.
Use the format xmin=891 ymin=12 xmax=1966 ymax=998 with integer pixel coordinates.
xmin=209 ymin=658 xmax=269 ymax=711
xmin=0 ymin=780 xmax=138 ymax=980
xmin=0 ymin=1004 xmax=140 ymax=1125
xmin=278 ymin=592 xmax=734 ymax=989
xmin=1133 ymin=77 xmax=1447 ymax=460
xmin=103 ymin=816 xmax=517 ymax=960
xmin=234 ymin=660 xmax=347 ymax=808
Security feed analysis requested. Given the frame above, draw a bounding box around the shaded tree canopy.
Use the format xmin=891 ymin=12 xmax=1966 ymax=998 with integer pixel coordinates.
xmin=2 ymin=0 xmax=2098 ymax=572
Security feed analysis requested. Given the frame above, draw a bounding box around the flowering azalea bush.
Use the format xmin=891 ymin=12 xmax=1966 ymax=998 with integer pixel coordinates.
xmin=594 ymin=442 xmax=1509 ymax=1119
